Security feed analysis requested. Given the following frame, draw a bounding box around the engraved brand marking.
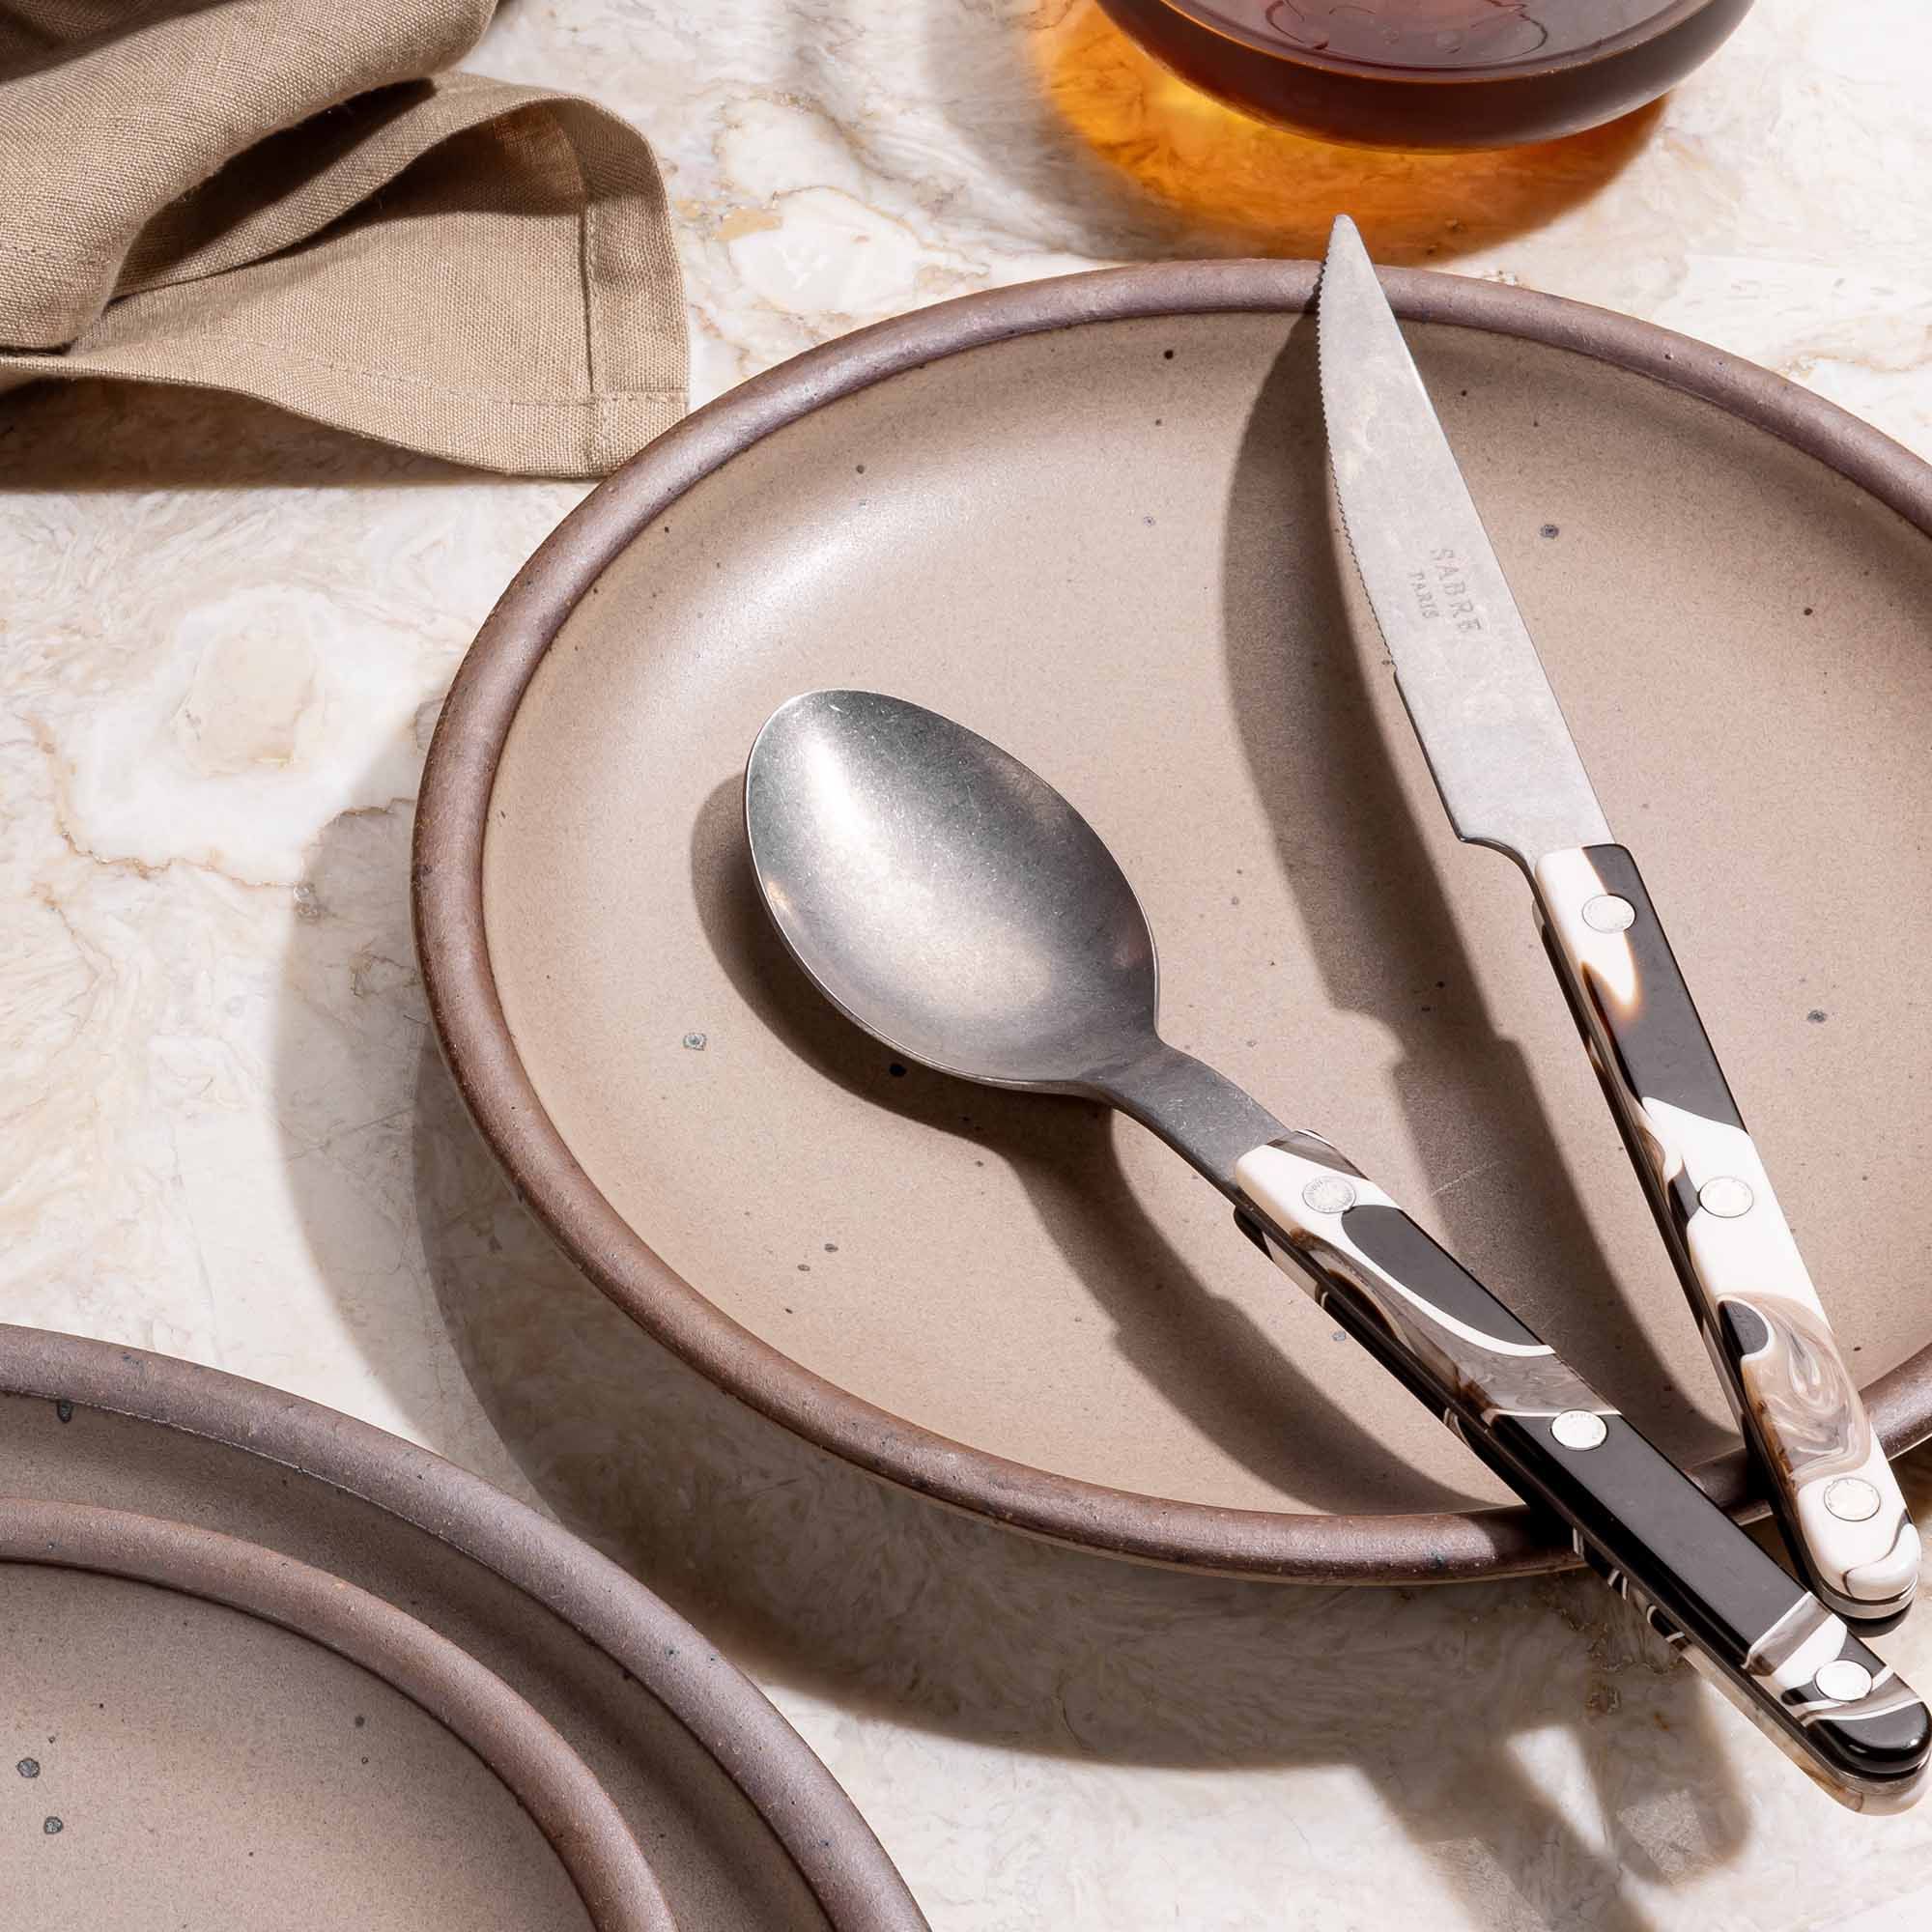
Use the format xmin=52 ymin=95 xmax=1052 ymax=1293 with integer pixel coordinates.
xmin=1430 ymin=548 xmax=1485 ymax=636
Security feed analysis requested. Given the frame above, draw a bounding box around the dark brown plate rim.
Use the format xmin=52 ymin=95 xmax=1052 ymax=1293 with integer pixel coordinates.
xmin=412 ymin=259 xmax=1932 ymax=1586
xmin=0 ymin=1323 xmax=926 ymax=1931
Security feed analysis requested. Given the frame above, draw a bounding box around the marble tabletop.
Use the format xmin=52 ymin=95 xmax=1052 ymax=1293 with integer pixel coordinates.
xmin=7 ymin=2 xmax=1932 ymax=1926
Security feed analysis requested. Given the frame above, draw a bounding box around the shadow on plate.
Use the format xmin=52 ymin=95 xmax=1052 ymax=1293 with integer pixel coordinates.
xmin=255 ymin=286 xmax=1783 ymax=1921
xmin=232 ymin=273 xmax=1861 ymax=1916
xmin=276 ymin=776 xmax=1759 ymax=1931
xmin=407 ymin=1023 xmax=1759 ymax=1931
xmin=785 ymin=0 xmax=1663 ymax=266
xmin=1218 ymin=311 xmax=1720 ymax=1453
xmin=685 ymin=773 xmax=1484 ymax=1519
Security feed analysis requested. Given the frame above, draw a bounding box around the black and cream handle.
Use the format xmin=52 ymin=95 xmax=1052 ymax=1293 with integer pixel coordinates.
xmin=1234 ymin=1129 xmax=1930 ymax=1810
xmin=1530 ymin=843 xmax=1917 ymax=1626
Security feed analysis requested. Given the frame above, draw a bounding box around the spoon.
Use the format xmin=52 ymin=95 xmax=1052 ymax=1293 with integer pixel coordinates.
xmin=745 ymin=688 xmax=1928 ymax=1810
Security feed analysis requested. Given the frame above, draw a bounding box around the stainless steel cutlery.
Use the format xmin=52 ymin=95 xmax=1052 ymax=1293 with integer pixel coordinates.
xmin=738 ymin=216 xmax=1928 ymax=1811
xmin=1316 ymin=213 xmax=1917 ymax=1632
xmin=747 ymin=689 xmax=1929 ymax=1810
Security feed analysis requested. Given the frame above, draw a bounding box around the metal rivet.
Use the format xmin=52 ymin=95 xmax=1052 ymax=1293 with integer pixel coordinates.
xmin=1551 ymin=1410 xmax=1608 ymax=1450
xmin=1300 ymin=1176 xmax=1357 ymax=1216
xmin=1581 ymin=895 xmax=1636 ymax=932
xmin=1825 ymin=1478 xmax=1883 ymax=1523
xmin=1815 ymin=1660 xmax=1873 ymax=1704
xmin=1698 ymin=1177 xmax=1754 ymax=1218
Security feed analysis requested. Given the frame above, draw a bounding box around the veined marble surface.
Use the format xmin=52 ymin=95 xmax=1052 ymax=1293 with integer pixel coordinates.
xmin=7 ymin=2 xmax=1932 ymax=1925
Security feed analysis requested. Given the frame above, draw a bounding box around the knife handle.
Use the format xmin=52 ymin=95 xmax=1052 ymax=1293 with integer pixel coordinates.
xmin=1529 ymin=844 xmax=1918 ymax=1627
xmin=1233 ymin=1131 xmax=1929 ymax=1809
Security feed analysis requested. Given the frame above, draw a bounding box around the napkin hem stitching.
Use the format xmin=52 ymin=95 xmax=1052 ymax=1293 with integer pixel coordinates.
xmin=39 ymin=331 xmax=686 ymax=406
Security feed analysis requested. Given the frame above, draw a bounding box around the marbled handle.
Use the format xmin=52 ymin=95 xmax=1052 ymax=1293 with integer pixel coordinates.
xmin=1532 ymin=844 xmax=1918 ymax=1626
xmin=1235 ymin=1132 xmax=1928 ymax=1810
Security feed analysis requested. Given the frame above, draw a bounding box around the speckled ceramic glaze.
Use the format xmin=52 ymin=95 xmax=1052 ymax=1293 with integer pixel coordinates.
xmin=416 ymin=260 xmax=1932 ymax=1583
xmin=0 ymin=1325 xmax=926 ymax=1931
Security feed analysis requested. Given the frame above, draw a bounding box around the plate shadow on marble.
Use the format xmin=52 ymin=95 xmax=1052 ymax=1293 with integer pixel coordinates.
xmin=277 ymin=763 xmax=1752 ymax=1932
xmin=294 ymin=268 xmax=1932 ymax=1920
xmin=410 ymin=1035 xmax=1760 ymax=1932
xmin=785 ymin=0 xmax=1663 ymax=264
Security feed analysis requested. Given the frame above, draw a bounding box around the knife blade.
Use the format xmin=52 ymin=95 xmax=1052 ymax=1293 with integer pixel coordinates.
xmin=1315 ymin=213 xmax=1919 ymax=1628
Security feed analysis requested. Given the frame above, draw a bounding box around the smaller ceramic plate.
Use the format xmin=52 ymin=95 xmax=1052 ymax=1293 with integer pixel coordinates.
xmin=0 ymin=1325 xmax=925 ymax=1931
xmin=417 ymin=262 xmax=1932 ymax=1584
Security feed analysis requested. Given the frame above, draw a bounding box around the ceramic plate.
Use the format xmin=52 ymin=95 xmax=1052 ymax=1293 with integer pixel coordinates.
xmin=0 ymin=1325 xmax=925 ymax=1930
xmin=416 ymin=262 xmax=1932 ymax=1582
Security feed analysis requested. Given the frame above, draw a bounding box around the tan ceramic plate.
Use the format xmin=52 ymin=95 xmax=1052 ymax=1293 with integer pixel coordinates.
xmin=417 ymin=262 xmax=1932 ymax=1584
xmin=0 ymin=1326 xmax=925 ymax=1930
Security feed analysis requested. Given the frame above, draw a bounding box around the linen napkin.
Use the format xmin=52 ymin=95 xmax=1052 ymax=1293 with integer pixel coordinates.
xmin=0 ymin=1 xmax=687 ymax=476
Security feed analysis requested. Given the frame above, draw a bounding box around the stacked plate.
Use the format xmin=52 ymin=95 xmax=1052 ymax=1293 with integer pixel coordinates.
xmin=1 ymin=1324 xmax=925 ymax=1930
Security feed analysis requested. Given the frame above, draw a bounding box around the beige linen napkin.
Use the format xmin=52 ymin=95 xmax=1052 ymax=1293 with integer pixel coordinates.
xmin=0 ymin=1 xmax=687 ymax=475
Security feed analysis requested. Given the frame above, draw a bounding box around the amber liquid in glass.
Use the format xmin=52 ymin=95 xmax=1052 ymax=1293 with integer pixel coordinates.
xmin=1094 ymin=0 xmax=1753 ymax=146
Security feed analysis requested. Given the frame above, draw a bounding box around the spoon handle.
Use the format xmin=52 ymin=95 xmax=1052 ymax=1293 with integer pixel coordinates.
xmin=1233 ymin=1130 xmax=1928 ymax=1812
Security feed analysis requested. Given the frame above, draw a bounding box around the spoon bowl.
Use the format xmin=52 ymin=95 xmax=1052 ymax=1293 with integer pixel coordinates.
xmin=745 ymin=690 xmax=1162 ymax=1092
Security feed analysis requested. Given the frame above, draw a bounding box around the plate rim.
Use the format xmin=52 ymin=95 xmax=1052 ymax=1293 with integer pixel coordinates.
xmin=0 ymin=1322 xmax=926 ymax=1931
xmin=0 ymin=1493 xmax=674 ymax=1931
xmin=413 ymin=258 xmax=1932 ymax=1584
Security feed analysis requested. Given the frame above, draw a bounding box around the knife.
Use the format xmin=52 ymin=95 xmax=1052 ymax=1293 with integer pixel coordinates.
xmin=1315 ymin=213 xmax=1919 ymax=1629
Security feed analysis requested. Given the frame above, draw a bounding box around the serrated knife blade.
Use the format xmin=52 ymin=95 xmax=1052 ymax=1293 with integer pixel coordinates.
xmin=1315 ymin=213 xmax=1609 ymax=869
